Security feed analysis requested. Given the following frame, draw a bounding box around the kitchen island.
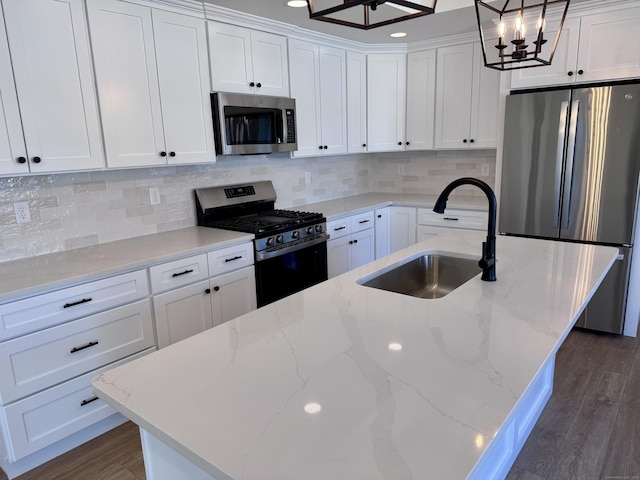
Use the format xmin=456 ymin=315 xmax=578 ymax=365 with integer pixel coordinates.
xmin=92 ymin=231 xmax=618 ymax=480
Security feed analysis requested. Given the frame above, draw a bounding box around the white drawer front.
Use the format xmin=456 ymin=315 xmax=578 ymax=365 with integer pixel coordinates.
xmin=417 ymin=208 xmax=488 ymax=231
xmin=350 ymin=211 xmax=374 ymax=233
xmin=326 ymin=217 xmax=351 ymax=239
xmin=149 ymin=253 xmax=209 ymax=294
xmin=208 ymin=242 xmax=254 ymax=277
xmin=2 ymin=348 xmax=153 ymax=461
xmin=0 ymin=270 xmax=149 ymax=341
xmin=0 ymin=300 xmax=155 ymax=404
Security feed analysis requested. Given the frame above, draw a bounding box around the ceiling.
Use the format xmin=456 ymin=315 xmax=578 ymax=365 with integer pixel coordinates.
xmin=203 ymin=0 xmax=482 ymax=44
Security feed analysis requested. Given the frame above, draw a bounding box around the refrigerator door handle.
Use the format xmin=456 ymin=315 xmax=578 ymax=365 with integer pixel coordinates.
xmin=554 ymin=101 xmax=570 ymax=228
xmin=562 ymin=100 xmax=580 ymax=230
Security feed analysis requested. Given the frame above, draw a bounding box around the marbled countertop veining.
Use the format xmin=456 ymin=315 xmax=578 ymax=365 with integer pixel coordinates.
xmin=93 ymin=231 xmax=618 ymax=480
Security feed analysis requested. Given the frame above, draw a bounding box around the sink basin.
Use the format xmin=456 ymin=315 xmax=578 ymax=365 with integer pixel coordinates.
xmin=358 ymin=252 xmax=481 ymax=299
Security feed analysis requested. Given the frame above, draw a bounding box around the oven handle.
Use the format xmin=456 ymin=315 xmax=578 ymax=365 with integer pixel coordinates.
xmin=256 ymin=234 xmax=329 ymax=261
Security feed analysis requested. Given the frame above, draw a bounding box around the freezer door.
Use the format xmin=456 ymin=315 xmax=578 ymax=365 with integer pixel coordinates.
xmin=499 ymin=89 xmax=572 ymax=238
xmin=560 ymin=84 xmax=640 ymax=244
xmin=575 ymin=247 xmax=632 ymax=334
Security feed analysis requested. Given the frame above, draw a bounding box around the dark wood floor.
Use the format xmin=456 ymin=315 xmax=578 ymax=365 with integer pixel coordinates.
xmin=2 ymin=328 xmax=638 ymax=480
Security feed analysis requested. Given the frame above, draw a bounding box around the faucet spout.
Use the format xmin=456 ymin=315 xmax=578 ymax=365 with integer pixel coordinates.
xmin=433 ymin=177 xmax=497 ymax=282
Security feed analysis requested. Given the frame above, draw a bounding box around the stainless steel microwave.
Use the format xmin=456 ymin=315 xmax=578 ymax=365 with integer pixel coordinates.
xmin=211 ymin=92 xmax=297 ymax=155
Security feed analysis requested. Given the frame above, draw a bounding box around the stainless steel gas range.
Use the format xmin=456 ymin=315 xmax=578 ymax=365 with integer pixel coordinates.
xmin=195 ymin=181 xmax=328 ymax=307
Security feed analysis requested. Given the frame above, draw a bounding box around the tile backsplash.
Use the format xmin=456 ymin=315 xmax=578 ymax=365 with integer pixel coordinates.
xmin=0 ymin=150 xmax=495 ymax=263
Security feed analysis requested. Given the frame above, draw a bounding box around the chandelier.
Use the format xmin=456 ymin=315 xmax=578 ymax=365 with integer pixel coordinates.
xmin=475 ymin=0 xmax=571 ymax=70
xmin=306 ymin=0 xmax=437 ymax=30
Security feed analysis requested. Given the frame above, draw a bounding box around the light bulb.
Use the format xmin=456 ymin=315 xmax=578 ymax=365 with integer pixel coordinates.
xmin=514 ymin=13 xmax=526 ymax=39
xmin=536 ymin=15 xmax=546 ymax=32
xmin=498 ymin=20 xmax=506 ymax=39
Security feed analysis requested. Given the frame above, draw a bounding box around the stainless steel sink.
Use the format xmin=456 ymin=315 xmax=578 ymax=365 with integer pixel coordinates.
xmin=358 ymin=253 xmax=481 ymax=299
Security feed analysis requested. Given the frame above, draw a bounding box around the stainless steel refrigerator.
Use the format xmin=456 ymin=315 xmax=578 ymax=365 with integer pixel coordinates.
xmin=500 ymin=83 xmax=640 ymax=334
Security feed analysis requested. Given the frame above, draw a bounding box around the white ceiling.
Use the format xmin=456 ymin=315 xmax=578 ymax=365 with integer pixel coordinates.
xmin=203 ymin=0 xmax=482 ymax=44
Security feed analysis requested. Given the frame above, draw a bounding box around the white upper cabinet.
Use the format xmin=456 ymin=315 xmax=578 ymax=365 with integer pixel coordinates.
xmin=1 ymin=0 xmax=104 ymax=174
xmin=434 ymin=42 xmax=499 ymax=149
xmin=208 ymin=22 xmax=289 ymax=97
xmin=406 ymin=49 xmax=436 ymax=151
xmin=88 ymin=0 xmax=214 ymax=168
xmin=367 ymin=53 xmax=406 ymax=152
xmin=289 ymin=39 xmax=347 ymax=157
xmin=346 ymin=51 xmax=367 ymax=153
xmin=511 ymin=7 xmax=640 ymax=89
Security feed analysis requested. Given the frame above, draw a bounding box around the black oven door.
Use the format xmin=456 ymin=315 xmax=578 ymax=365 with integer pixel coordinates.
xmin=255 ymin=241 xmax=328 ymax=307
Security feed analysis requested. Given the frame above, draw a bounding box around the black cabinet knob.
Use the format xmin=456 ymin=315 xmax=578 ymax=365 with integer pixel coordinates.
xmin=362 ymin=144 xmax=366 ymax=147
xmin=406 ymin=142 xmax=410 ymax=145
xmin=249 ymin=82 xmax=255 ymax=87
xmin=169 ymin=151 xmax=176 ymax=157
xmin=463 ymin=139 xmax=468 ymax=143
xmin=205 ymin=288 xmax=211 ymax=294
xmin=323 ymin=145 xmax=328 ymax=149
xmin=568 ymin=71 xmax=574 ymax=76
xmin=213 ymin=286 xmax=220 ymax=292
xmin=32 ymin=156 xmax=41 ymax=163
xmin=577 ymin=69 xmax=584 ymax=75
xmin=470 ymin=139 xmax=475 ymax=143
xmin=256 ymin=83 xmax=262 ymax=88
xmin=17 ymin=156 xmax=26 ymax=164
xmin=160 ymin=151 xmax=167 ymax=157
xmin=398 ymin=142 xmax=402 ymax=146
xmin=319 ymin=145 xmax=323 ymax=150
xmin=377 ymin=214 xmax=382 ymax=218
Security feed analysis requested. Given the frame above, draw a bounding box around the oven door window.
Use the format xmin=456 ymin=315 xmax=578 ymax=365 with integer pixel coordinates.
xmin=224 ymin=106 xmax=283 ymax=146
xmin=255 ymin=242 xmax=328 ymax=307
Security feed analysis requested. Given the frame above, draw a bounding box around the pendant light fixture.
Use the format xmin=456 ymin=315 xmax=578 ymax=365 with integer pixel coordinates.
xmin=306 ymin=0 xmax=437 ymax=30
xmin=475 ymin=0 xmax=571 ymax=70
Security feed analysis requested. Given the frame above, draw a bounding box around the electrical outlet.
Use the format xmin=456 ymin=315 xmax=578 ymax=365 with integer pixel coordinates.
xmin=304 ymin=172 xmax=311 ymax=184
xmin=14 ymin=202 xmax=31 ymax=224
xmin=149 ymin=187 xmax=161 ymax=205
xmin=481 ymin=164 xmax=490 ymax=177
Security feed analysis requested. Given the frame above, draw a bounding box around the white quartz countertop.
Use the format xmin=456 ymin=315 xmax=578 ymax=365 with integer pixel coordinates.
xmin=93 ymin=232 xmax=618 ymax=480
xmin=298 ymin=192 xmax=487 ymax=220
xmin=0 ymin=227 xmax=253 ymax=303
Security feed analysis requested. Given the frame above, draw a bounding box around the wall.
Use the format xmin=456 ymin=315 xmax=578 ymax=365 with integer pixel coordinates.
xmin=0 ymin=150 xmax=496 ymax=263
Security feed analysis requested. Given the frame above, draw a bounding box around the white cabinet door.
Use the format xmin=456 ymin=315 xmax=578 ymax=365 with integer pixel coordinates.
xmin=250 ymin=30 xmax=289 ymax=97
xmin=153 ymin=10 xmax=215 ymax=165
xmin=406 ymin=50 xmax=436 ymax=151
xmin=209 ymin=266 xmax=256 ymax=327
xmin=208 ymin=23 xmax=288 ymax=97
xmin=435 ymin=43 xmax=498 ymax=149
xmin=375 ymin=207 xmax=390 ymax=259
xmin=346 ymin=51 xmax=367 ymax=153
xmin=88 ymin=0 xmax=165 ymax=168
xmin=289 ymin=39 xmax=322 ymax=157
xmin=367 ymin=54 xmax=406 ymax=152
xmin=319 ymin=46 xmax=347 ymax=155
xmin=2 ymin=0 xmax=104 ymax=173
xmin=350 ymin=229 xmax=375 ymax=270
xmin=152 ymin=280 xmax=214 ymax=348
xmin=327 ymin=236 xmax=350 ymax=279
xmin=576 ymin=7 xmax=640 ymax=84
xmin=0 ymin=5 xmax=27 ymax=175
xmin=390 ymin=206 xmax=416 ymax=253
xmin=208 ymin=22 xmax=254 ymax=94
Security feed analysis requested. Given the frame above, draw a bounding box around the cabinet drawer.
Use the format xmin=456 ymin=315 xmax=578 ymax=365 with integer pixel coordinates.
xmin=2 ymin=348 xmax=153 ymax=461
xmin=0 ymin=300 xmax=155 ymax=404
xmin=208 ymin=242 xmax=254 ymax=277
xmin=326 ymin=217 xmax=351 ymax=239
xmin=350 ymin=211 xmax=374 ymax=233
xmin=0 ymin=270 xmax=149 ymax=341
xmin=417 ymin=208 xmax=488 ymax=231
xmin=149 ymin=253 xmax=209 ymax=294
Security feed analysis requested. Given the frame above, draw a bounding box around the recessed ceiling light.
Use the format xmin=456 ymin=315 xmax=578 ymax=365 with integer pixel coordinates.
xmin=390 ymin=32 xmax=407 ymax=38
xmin=287 ymin=0 xmax=307 ymax=7
xmin=304 ymin=402 xmax=322 ymax=414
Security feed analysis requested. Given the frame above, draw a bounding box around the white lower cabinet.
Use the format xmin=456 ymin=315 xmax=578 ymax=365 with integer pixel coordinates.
xmin=416 ymin=207 xmax=488 ymax=240
xmin=374 ymin=207 xmax=391 ymax=259
xmin=390 ymin=206 xmax=417 ymax=253
xmin=327 ymin=211 xmax=375 ymax=278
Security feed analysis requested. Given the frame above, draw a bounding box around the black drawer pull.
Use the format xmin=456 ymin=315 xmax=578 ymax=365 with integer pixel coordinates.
xmin=334 ymin=226 xmax=346 ymax=231
xmin=70 ymin=340 xmax=99 ymax=354
xmin=443 ymin=217 xmax=459 ymax=221
xmin=63 ymin=297 xmax=92 ymax=309
xmin=80 ymin=396 xmax=100 ymax=407
xmin=213 ymin=286 xmax=220 ymax=292
xmin=172 ymin=269 xmax=194 ymax=278
xmin=358 ymin=219 xmax=370 ymax=224
xmin=225 ymin=255 xmax=242 ymax=263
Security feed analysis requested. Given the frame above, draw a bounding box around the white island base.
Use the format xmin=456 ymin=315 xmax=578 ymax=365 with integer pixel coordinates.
xmin=94 ymin=233 xmax=618 ymax=480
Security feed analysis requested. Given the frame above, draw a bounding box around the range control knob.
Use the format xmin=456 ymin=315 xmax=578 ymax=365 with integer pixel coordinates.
xmin=291 ymin=230 xmax=300 ymax=240
xmin=266 ymin=237 xmax=275 ymax=247
xmin=306 ymin=226 xmax=315 ymax=235
xmin=276 ymin=235 xmax=284 ymax=244
xmin=315 ymin=224 xmax=323 ymax=233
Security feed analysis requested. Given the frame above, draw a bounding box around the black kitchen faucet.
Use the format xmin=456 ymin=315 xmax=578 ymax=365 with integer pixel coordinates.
xmin=433 ymin=177 xmax=497 ymax=282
